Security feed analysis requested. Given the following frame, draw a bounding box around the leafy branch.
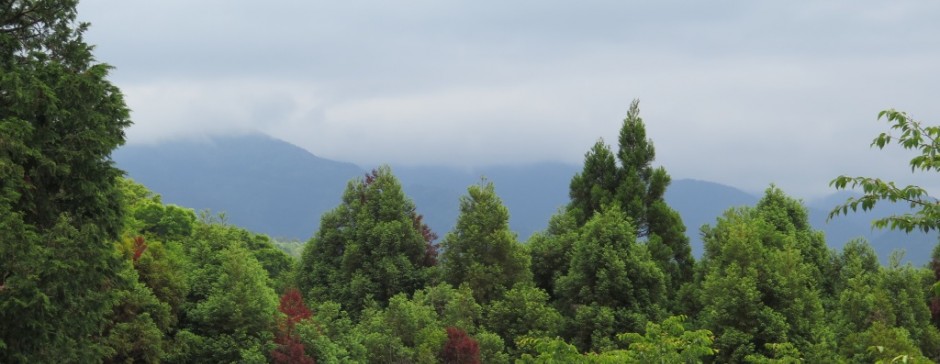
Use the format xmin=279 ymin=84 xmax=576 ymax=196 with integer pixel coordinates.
xmin=829 ymin=109 xmax=940 ymax=233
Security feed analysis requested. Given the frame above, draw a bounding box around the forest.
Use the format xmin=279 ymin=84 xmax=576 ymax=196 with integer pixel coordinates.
xmin=3 ymin=1 xmax=940 ymax=363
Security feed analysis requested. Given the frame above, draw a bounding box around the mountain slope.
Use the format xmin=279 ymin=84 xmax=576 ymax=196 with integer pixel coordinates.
xmin=114 ymin=134 xmax=364 ymax=239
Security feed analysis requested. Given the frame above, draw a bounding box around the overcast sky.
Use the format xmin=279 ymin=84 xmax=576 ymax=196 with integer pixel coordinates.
xmin=77 ymin=1 xmax=940 ymax=198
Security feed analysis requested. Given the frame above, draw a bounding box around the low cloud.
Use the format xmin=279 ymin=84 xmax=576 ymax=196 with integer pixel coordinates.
xmin=81 ymin=1 xmax=940 ymax=198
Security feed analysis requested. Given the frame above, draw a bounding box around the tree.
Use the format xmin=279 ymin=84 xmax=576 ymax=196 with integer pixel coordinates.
xmin=567 ymin=100 xmax=693 ymax=302
xmin=440 ymin=180 xmax=531 ymax=303
xmin=173 ymin=224 xmax=279 ymax=362
xmin=272 ymin=288 xmax=316 ymax=364
xmin=1 ymin=1 xmax=132 ymax=361
xmin=554 ymin=206 xmax=667 ymax=351
xmin=483 ymin=285 xmax=562 ymax=353
xmin=515 ymin=316 xmax=715 ymax=363
xmin=441 ymin=327 xmax=481 ymax=364
xmin=297 ymin=166 xmax=438 ymax=315
xmin=697 ymin=187 xmax=831 ymax=362
xmin=527 ymin=209 xmax=579 ymax=298
xmin=830 ymin=109 xmax=940 ymax=233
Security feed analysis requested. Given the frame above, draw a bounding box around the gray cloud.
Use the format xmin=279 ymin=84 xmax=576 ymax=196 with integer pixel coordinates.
xmin=78 ymin=1 xmax=940 ymax=198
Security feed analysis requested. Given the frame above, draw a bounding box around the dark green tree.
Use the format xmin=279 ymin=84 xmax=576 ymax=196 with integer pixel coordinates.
xmin=1 ymin=1 xmax=132 ymax=361
xmin=441 ymin=180 xmax=531 ymax=303
xmin=566 ymin=100 xmax=693 ymax=302
xmin=554 ymin=207 xmax=667 ymax=352
xmin=526 ymin=209 xmax=579 ymax=298
xmin=297 ymin=166 xmax=438 ymax=315
xmin=568 ymin=141 xmax=619 ymax=226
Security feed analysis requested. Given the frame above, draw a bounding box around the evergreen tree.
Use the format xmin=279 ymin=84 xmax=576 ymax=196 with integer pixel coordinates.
xmin=568 ymin=141 xmax=619 ymax=226
xmin=554 ymin=207 xmax=667 ymax=351
xmin=1 ymin=1 xmax=132 ymax=361
xmin=441 ymin=180 xmax=531 ymax=303
xmin=566 ymin=100 xmax=693 ymax=302
xmin=697 ymin=187 xmax=832 ymax=362
xmin=297 ymin=166 xmax=438 ymax=315
xmin=526 ymin=209 xmax=579 ymax=298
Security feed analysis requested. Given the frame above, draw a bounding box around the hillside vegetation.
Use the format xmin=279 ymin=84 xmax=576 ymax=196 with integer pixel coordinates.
xmin=3 ymin=2 xmax=940 ymax=363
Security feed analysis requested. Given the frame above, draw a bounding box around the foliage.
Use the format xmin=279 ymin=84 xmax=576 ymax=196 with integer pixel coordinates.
xmin=298 ymin=166 xmax=438 ymax=315
xmin=484 ymin=285 xmax=563 ymax=352
xmin=7 ymin=9 xmax=940 ymax=360
xmin=830 ymin=109 xmax=940 ymax=233
xmin=272 ymin=288 xmax=316 ymax=364
xmin=516 ymin=316 xmax=714 ymax=363
xmin=617 ymin=315 xmax=715 ymax=363
xmin=567 ymin=99 xmax=693 ymax=303
xmin=554 ymin=206 xmax=667 ymax=351
xmin=175 ymin=229 xmax=279 ymax=362
xmin=527 ymin=210 xmax=579 ymax=298
xmin=441 ymin=327 xmax=481 ymax=364
xmin=697 ymin=187 xmax=829 ymax=362
xmin=0 ymin=0 xmax=132 ymax=361
xmin=441 ymin=180 xmax=531 ymax=303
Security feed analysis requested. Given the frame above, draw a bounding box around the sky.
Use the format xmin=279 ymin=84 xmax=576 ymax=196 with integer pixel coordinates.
xmin=77 ymin=1 xmax=940 ymax=198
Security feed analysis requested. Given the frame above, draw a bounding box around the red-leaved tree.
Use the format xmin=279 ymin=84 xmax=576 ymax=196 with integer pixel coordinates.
xmin=440 ymin=327 xmax=480 ymax=364
xmin=132 ymin=236 xmax=148 ymax=263
xmin=272 ymin=288 xmax=315 ymax=364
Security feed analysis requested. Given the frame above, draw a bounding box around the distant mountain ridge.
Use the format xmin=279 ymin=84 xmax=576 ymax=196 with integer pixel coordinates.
xmin=114 ymin=134 xmax=363 ymax=239
xmin=113 ymin=133 xmax=938 ymax=265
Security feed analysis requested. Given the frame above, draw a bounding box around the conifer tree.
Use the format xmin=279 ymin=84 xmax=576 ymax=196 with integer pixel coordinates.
xmin=554 ymin=207 xmax=667 ymax=351
xmin=440 ymin=180 xmax=531 ymax=303
xmin=298 ymin=166 xmax=438 ymax=315
xmin=697 ymin=187 xmax=831 ymax=362
xmin=1 ymin=1 xmax=132 ymax=361
xmin=565 ymin=100 xmax=693 ymax=303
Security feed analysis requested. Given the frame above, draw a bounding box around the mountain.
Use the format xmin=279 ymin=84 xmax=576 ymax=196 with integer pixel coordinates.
xmin=113 ymin=134 xmax=364 ymax=239
xmin=114 ymin=134 xmax=937 ymax=265
xmin=113 ymin=134 xmax=577 ymax=241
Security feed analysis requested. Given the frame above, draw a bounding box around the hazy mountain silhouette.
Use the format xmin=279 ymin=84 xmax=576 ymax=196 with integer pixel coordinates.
xmin=114 ymin=134 xmax=937 ymax=265
xmin=113 ymin=134 xmax=363 ymax=239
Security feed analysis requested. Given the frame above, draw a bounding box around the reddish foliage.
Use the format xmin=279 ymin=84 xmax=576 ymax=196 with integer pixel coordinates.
xmin=272 ymin=332 xmax=315 ymax=364
xmin=272 ymin=288 xmax=316 ymax=364
xmin=440 ymin=327 xmax=480 ymax=364
xmin=132 ymin=236 xmax=147 ymax=263
xmin=413 ymin=213 xmax=439 ymax=266
xmin=279 ymin=288 xmax=313 ymax=325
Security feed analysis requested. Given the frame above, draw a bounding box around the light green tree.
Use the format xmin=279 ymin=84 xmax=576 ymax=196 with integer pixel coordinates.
xmin=697 ymin=187 xmax=832 ymax=362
